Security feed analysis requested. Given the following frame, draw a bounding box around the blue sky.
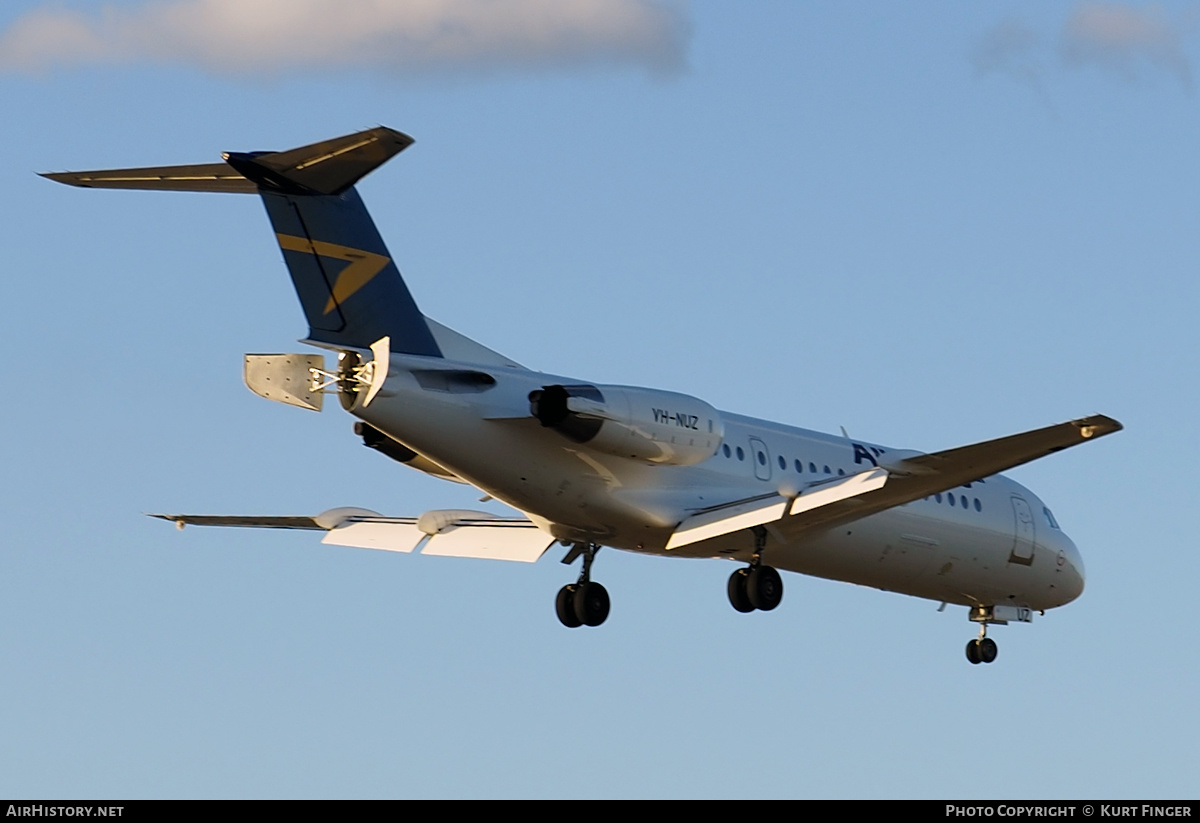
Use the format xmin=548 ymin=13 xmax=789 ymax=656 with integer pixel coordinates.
xmin=0 ymin=1 xmax=1196 ymax=798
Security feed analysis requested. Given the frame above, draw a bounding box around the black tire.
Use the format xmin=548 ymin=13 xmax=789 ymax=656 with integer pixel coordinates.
xmin=556 ymin=585 xmax=582 ymax=628
xmin=747 ymin=565 xmax=783 ymax=611
xmin=573 ymin=581 xmax=610 ymax=627
xmin=965 ymin=639 xmax=982 ymax=664
xmin=727 ymin=569 xmax=755 ymax=613
xmin=979 ymin=637 xmax=998 ymax=664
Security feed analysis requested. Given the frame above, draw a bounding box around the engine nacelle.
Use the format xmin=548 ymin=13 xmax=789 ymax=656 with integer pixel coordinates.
xmin=529 ymin=384 xmax=724 ymax=466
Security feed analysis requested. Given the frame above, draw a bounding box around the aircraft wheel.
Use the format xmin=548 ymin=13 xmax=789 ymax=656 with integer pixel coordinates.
xmin=573 ymin=581 xmax=610 ymax=627
xmin=979 ymin=637 xmax=998 ymax=664
xmin=746 ymin=565 xmax=783 ymax=611
xmin=556 ymin=585 xmax=582 ymax=628
xmin=727 ymin=569 xmax=755 ymax=613
xmin=965 ymin=639 xmax=982 ymax=664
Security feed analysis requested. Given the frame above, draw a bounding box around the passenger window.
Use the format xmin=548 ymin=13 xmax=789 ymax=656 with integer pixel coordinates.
xmin=794 ymin=459 xmax=803 ymax=473
xmin=722 ymin=444 xmax=731 ymax=458
xmin=736 ymin=447 xmax=745 ymax=461
xmin=935 ymin=493 xmax=942 ymax=503
xmin=777 ymin=455 xmax=785 ymax=470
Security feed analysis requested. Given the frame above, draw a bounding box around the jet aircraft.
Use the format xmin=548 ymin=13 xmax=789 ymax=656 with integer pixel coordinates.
xmin=44 ymin=127 xmax=1121 ymax=664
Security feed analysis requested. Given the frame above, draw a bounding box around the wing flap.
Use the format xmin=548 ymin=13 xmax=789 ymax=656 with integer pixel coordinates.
xmin=665 ymin=466 xmax=890 ymax=550
xmin=321 ymin=520 xmax=425 ymax=553
xmin=418 ymin=521 xmax=553 ymax=563
xmin=666 ymin=495 xmax=790 ymax=551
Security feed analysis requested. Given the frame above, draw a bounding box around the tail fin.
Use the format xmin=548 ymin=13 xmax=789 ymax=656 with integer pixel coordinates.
xmin=42 ymin=127 xmax=442 ymax=357
xmin=254 ymin=181 xmax=440 ymax=356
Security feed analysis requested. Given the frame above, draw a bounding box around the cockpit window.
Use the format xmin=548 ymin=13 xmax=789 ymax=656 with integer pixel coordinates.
xmin=1043 ymin=507 xmax=1060 ymax=529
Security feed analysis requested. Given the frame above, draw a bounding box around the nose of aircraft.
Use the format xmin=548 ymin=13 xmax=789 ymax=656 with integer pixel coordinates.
xmin=1056 ymin=532 xmax=1086 ymax=605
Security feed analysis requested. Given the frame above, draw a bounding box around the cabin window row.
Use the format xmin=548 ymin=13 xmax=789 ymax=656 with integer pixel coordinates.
xmin=720 ymin=443 xmax=844 ymax=476
xmin=717 ymin=443 xmax=986 ymax=514
xmin=924 ymin=493 xmax=983 ymax=513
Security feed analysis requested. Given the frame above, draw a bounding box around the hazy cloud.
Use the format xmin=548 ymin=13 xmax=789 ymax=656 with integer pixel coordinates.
xmin=973 ymin=2 xmax=1196 ymax=93
xmin=1061 ymin=3 xmax=1191 ymax=89
xmin=0 ymin=0 xmax=690 ymax=76
xmin=971 ymin=17 xmax=1044 ymax=85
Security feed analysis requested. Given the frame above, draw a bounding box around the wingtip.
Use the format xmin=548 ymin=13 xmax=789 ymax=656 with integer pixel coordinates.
xmin=1073 ymin=414 xmax=1123 ymax=439
xmin=148 ymin=513 xmax=187 ymax=529
xmin=39 ymin=171 xmax=75 ymax=185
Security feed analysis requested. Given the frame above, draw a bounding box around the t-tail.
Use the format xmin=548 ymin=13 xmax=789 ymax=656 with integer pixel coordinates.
xmin=41 ymin=127 xmax=442 ymax=357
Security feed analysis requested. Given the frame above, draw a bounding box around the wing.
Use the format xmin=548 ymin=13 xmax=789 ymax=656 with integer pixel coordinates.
xmin=152 ymin=507 xmax=555 ymax=563
xmin=670 ymin=414 xmax=1122 ymax=552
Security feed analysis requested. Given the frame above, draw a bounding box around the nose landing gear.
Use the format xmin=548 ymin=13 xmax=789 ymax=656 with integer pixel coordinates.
xmin=555 ymin=542 xmax=609 ymax=628
xmin=965 ymin=629 xmax=999 ymax=665
xmin=963 ymin=605 xmax=1024 ymax=664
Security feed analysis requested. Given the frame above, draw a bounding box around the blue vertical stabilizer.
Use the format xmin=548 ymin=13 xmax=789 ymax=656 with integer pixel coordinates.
xmin=257 ymin=187 xmax=441 ymax=355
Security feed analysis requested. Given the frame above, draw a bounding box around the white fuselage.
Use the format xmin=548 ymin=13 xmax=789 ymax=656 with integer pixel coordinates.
xmin=353 ymin=353 xmax=1086 ymax=613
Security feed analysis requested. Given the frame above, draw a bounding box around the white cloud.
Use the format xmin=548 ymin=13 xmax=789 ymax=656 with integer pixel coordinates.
xmin=1061 ymin=2 xmax=1191 ymax=89
xmin=0 ymin=0 xmax=690 ymax=76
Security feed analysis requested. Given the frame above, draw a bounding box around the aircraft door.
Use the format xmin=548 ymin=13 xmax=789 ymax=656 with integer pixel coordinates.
xmin=749 ymin=437 xmax=771 ymax=481
xmin=1009 ymin=495 xmax=1035 ymax=566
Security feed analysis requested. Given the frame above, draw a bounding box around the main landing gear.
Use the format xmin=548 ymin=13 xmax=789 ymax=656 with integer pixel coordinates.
xmin=555 ymin=542 xmax=609 ymax=628
xmin=727 ymin=526 xmax=783 ymax=613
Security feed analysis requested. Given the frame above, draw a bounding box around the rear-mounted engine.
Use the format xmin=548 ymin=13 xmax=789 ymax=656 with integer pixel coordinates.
xmin=529 ymin=384 xmax=724 ymax=466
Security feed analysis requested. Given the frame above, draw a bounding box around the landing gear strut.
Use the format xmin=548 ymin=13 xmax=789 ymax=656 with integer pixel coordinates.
xmin=555 ymin=542 xmax=609 ymax=628
xmin=727 ymin=526 xmax=783 ymax=613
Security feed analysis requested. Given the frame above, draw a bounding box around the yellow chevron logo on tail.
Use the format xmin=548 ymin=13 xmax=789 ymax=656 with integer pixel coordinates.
xmin=276 ymin=234 xmax=390 ymax=315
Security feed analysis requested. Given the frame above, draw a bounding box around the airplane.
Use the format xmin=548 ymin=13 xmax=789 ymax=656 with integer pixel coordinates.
xmin=43 ymin=126 xmax=1121 ymax=664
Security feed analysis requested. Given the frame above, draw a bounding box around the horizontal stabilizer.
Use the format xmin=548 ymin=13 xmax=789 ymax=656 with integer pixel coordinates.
xmin=41 ymin=163 xmax=257 ymax=193
xmin=41 ymin=126 xmax=413 ymax=196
